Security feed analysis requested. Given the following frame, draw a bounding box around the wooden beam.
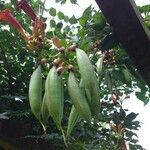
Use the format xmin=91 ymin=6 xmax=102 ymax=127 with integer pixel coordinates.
xmin=95 ymin=0 xmax=150 ymax=85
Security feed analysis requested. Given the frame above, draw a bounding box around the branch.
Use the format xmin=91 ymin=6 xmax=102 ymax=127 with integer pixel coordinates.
xmin=95 ymin=0 xmax=150 ymax=86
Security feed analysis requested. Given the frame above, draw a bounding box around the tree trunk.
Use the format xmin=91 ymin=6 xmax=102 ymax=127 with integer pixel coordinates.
xmin=95 ymin=0 xmax=150 ymax=86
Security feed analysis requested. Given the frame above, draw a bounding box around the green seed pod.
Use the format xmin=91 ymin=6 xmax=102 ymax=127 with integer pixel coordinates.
xmin=91 ymin=85 xmax=100 ymax=117
xmin=96 ymin=56 xmax=104 ymax=84
xmin=29 ymin=65 xmax=42 ymax=121
xmin=66 ymin=79 xmax=85 ymax=138
xmin=105 ymin=70 xmax=112 ymax=92
xmin=66 ymin=106 xmax=79 ymax=138
xmin=96 ymin=56 xmax=103 ymax=76
xmin=79 ymin=79 xmax=86 ymax=95
xmin=76 ymin=48 xmax=100 ymax=118
xmin=41 ymin=93 xmax=49 ymax=129
xmin=45 ymin=66 xmax=64 ymax=128
xmin=68 ymin=72 xmax=92 ymax=122
xmin=122 ymin=67 xmax=132 ymax=86
xmin=76 ymin=49 xmax=97 ymax=97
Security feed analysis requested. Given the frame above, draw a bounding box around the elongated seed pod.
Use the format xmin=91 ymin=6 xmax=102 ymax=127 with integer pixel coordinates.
xmin=79 ymin=79 xmax=86 ymax=95
xmin=76 ymin=49 xmax=97 ymax=98
xmin=66 ymin=79 xmax=83 ymax=138
xmin=80 ymin=77 xmax=92 ymax=108
xmin=60 ymin=77 xmax=64 ymax=121
xmin=41 ymin=93 xmax=49 ymax=128
xmin=68 ymin=72 xmax=92 ymax=122
xmin=96 ymin=56 xmax=103 ymax=76
xmin=105 ymin=70 xmax=112 ymax=92
xmin=45 ymin=66 xmax=64 ymax=127
xmin=91 ymin=85 xmax=100 ymax=117
xmin=96 ymin=56 xmax=104 ymax=84
xmin=29 ymin=65 xmax=42 ymax=121
xmin=66 ymin=106 xmax=79 ymax=138
xmin=76 ymin=48 xmax=100 ymax=117
xmin=122 ymin=68 xmax=132 ymax=86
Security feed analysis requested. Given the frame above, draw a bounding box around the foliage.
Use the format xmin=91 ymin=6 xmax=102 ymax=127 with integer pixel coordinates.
xmin=0 ymin=0 xmax=150 ymax=149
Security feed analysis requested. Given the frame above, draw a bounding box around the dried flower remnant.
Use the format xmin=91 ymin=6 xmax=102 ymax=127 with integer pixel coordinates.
xmin=110 ymin=123 xmax=127 ymax=150
xmin=111 ymin=92 xmax=119 ymax=104
xmin=51 ymin=36 xmax=63 ymax=48
xmin=67 ymin=44 xmax=78 ymax=52
xmin=0 ymin=9 xmax=28 ymax=41
xmin=16 ymin=0 xmax=37 ymax=21
xmin=56 ymin=66 xmax=64 ymax=75
xmin=120 ymin=138 xmax=127 ymax=150
xmin=27 ymin=18 xmax=46 ymax=49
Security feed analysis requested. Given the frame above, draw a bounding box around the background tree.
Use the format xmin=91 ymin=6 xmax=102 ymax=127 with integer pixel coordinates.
xmin=0 ymin=0 xmax=149 ymax=149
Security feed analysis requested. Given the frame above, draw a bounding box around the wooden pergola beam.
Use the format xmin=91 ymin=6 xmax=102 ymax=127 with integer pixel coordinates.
xmin=95 ymin=0 xmax=150 ymax=85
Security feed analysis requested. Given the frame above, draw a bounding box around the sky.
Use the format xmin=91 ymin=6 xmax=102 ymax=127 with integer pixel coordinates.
xmin=136 ymin=0 xmax=149 ymax=6
xmin=44 ymin=0 xmax=150 ymax=149
xmin=44 ymin=0 xmax=150 ymax=18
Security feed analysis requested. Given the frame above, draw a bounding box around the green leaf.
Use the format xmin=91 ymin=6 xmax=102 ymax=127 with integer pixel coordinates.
xmin=61 ymin=39 xmax=67 ymax=47
xmin=82 ymin=5 xmax=92 ymax=16
xmin=93 ymin=12 xmax=106 ymax=26
xmin=70 ymin=0 xmax=77 ymax=4
xmin=69 ymin=15 xmax=77 ymax=24
xmin=57 ymin=22 xmax=63 ymax=29
xmin=125 ymin=112 xmax=138 ymax=123
xmin=61 ymin=0 xmax=67 ymax=4
xmin=64 ymin=16 xmax=69 ymax=22
xmin=46 ymin=31 xmax=53 ymax=38
xmin=79 ymin=17 xmax=87 ymax=27
xmin=63 ymin=25 xmax=70 ymax=33
xmin=135 ymin=91 xmax=149 ymax=104
xmin=49 ymin=7 xmax=56 ymax=16
xmin=145 ymin=21 xmax=150 ymax=30
xmin=79 ymin=6 xmax=92 ymax=26
xmin=55 ymin=0 xmax=62 ymax=3
xmin=50 ymin=19 xmax=56 ymax=28
xmin=57 ymin=11 xmax=65 ymax=20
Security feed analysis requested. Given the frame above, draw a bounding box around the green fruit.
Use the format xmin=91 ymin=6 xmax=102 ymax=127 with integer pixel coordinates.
xmin=68 ymin=72 xmax=92 ymax=122
xmin=96 ymin=56 xmax=104 ymax=84
xmin=105 ymin=70 xmax=112 ymax=92
xmin=96 ymin=56 xmax=103 ymax=76
xmin=76 ymin=48 xmax=100 ymax=118
xmin=66 ymin=106 xmax=79 ymax=138
xmin=76 ymin=48 xmax=97 ymax=95
xmin=29 ymin=65 xmax=42 ymax=121
xmin=41 ymin=93 xmax=49 ymax=128
xmin=122 ymin=67 xmax=132 ymax=86
xmin=45 ymin=66 xmax=64 ymax=127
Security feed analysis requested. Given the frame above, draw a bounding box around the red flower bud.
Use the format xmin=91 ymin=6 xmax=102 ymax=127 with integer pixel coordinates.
xmin=0 ymin=9 xmax=29 ymax=41
xmin=16 ymin=0 xmax=37 ymax=21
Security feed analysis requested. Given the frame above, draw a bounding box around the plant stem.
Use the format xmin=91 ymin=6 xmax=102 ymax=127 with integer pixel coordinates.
xmin=41 ymin=122 xmax=47 ymax=134
xmin=114 ymin=137 xmax=120 ymax=150
xmin=60 ymin=126 xmax=68 ymax=149
xmin=41 ymin=0 xmax=46 ymax=16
